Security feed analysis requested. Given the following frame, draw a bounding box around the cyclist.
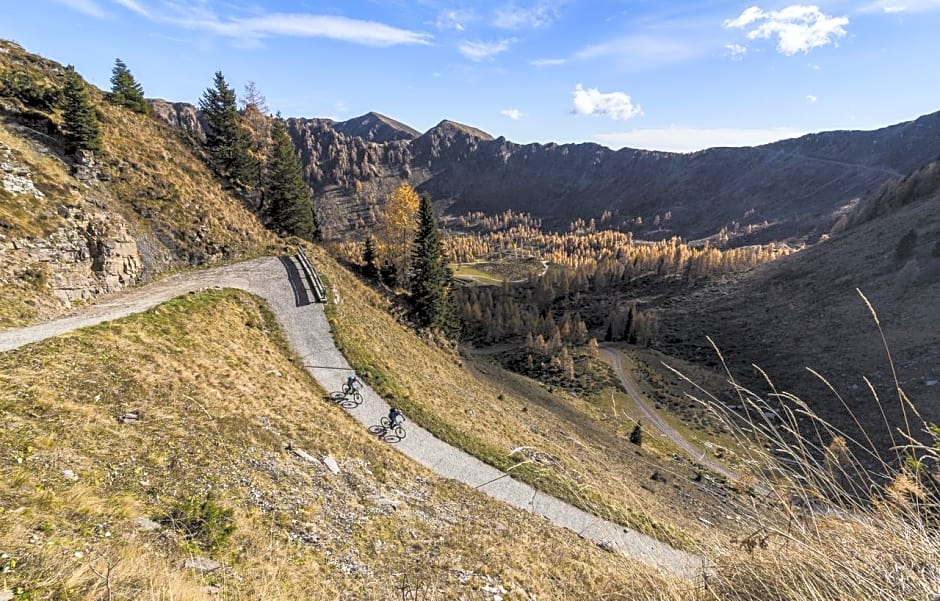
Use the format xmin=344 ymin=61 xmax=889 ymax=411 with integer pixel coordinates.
xmin=345 ymin=374 xmax=361 ymax=395
xmin=388 ymin=407 xmax=405 ymax=428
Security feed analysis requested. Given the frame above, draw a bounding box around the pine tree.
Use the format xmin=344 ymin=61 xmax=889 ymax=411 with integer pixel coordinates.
xmin=264 ymin=118 xmax=318 ymax=241
xmin=62 ymin=66 xmax=101 ymax=154
xmin=109 ymin=58 xmax=148 ymax=114
xmin=199 ymin=71 xmax=254 ymax=186
xmin=362 ymin=234 xmax=379 ymax=279
xmin=409 ymin=193 xmax=455 ymax=331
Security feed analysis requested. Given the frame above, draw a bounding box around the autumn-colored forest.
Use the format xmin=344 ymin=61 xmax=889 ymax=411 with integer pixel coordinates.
xmin=332 ymin=205 xmax=789 ymax=391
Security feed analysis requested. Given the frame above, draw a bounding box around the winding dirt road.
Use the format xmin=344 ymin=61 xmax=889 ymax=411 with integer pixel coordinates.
xmin=0 ymin=256 xmax=700 ymax=578
xmin=600 ymin=347 xmax=738 ymax=482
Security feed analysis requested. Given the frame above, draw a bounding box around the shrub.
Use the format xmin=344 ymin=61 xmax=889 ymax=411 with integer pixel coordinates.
xmin=160 ymin=493 xmax=236 ymax=553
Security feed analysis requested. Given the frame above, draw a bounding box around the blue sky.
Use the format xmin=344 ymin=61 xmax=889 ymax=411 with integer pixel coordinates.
xmin=4 ymin=0 xmax=940 ymax=151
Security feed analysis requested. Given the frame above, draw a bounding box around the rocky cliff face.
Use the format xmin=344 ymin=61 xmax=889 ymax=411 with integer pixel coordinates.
xmin=149 ymin=99 xmax=940 ymax=244
xmin=1 ymin=141 xmax=143 ymax=316
xmin=147 ymin=99 xmax=206 ymax=142
xmin=286 ymin=110 xmax=940 ymax=243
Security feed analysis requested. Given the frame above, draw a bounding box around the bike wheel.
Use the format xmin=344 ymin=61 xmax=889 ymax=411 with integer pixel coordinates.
xmin=342 ymin=383 xmax=351 ymax=395
xmin=353 ymin=391 xmax=362 ymax=403
xmin=380 ymin=416 xmax=391 ymax=428
xmin=393 ymin=425 xmax=406 ymax=439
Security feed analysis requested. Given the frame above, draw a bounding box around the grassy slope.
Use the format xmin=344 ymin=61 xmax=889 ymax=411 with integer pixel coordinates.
xmin=308 ymin=245 xmax=756 ymax=549
xmin=0 ymin=290 xmax=685 ymax=599
xmin=659 ymin=191 xmax=940 ymax=453
xmin=0 ymin=40 xmax=279 ymax=327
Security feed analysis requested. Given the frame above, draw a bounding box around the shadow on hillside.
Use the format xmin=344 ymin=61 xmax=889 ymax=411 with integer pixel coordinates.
xmin=279 ymin=255 xmax=312 ymax=307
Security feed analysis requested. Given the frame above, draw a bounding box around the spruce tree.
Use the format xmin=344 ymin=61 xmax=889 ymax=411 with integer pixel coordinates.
xmin=410 ymin=193 xmax=455 ymax=332
xmin=62 ymin=66 xmax=101 ymax=154
xmin=362 ymin=234 xmax=379 ymax=279
xmin=264 ymin=118 xmax=318 ymax=241
xmin=109 ymin=58 xmax=148 ymax=114
xmin=199 ymin=71 xmax=254 ymax=186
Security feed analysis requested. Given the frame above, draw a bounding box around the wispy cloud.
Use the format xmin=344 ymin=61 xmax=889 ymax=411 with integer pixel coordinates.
xmin=574 ymin=33 xmax=707 ymax=68
xmin=593 ymin=126 xmax=807 ymax=152
xmin=53 ymin=0 xmax=106 ymax=18
xmin=725 ymin=43 xmax=747 ymax=60
xmin=433 ymin=8 xmax=473 ymax=31
xmin=113 ymin=0 xmax=148 ymax=17
xmin=530 ymin=57 xmax=567 ymax=66
xmin=493 ymin=1 xmax=563 ymax=29
xmin=724 ymin=5 xmax=848 ymax=55
xmin=174 ymin=14 xmax=432 ymax=46
xmin=860 ymin=0 xmax=940 ymax=12
xmin=571 ymin=84 xmax=642 ymax=121
xmin=806 ymin=94 xmax=817 ymax=103
xmin=458 ymin=38 xmax=514 ymax=61
xmin=500 ymin=108 xmax=525 ymax=120
xmin=104 ymin=1 xmax=433 ymax=47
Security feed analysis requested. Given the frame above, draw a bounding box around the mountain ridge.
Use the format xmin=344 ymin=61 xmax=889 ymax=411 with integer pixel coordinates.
xmin=146 ymin=95 xmax=940 ymax=243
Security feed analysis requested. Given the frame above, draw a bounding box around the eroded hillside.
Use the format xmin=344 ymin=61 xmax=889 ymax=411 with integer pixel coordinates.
xmin=0 ymin=40 xmax=277 ymax=327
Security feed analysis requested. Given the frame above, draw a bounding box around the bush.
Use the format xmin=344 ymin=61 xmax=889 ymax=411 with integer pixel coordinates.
xmin=0 ymin=70 xmax=63 ymax=111
xmin=160 ymin=493 xmax=236 ymax=553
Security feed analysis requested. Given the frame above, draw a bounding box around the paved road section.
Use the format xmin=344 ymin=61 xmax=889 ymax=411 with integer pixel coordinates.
xmin=0 ymin=257 xmax=700 ymax=577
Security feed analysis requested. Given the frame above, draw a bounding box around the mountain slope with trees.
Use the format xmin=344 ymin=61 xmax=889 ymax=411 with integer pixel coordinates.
xmin=655 ymin=160 xmax=940 ymax=453
xmin=274 ymin=109 xmax=940 ymax=243
xmin=0 ymin=40 xmax=277 ymax=326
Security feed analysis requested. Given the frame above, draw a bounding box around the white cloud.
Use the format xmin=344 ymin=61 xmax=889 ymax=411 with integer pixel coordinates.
xmin=530 ymin=57 xmax=567 ymax=66
xmin=458 ymin=39 xmax=514 ymax=61
xmin=593 ymin=127 xmax=807 ymax=153
xmin=725 ymin=43 xmax=747 ymax=60
xmin=500 ymin=108 xmax=525 ymax=120
xmin=434 ymin=9 xmax=472 ymax=31
xmin=723 ymin=5 xmax=848 ymax=55
xmin=113 ymin=0 xmax=148 ymax=16
xmin=493 ymin=2 xmax=563 ymax=29
xmin=860 ymin=0 xmax=940 ymax=12
xmin=53 ymin=0 xmax=106 ymax=17
xmin=168 ymin=12 xmax=433 ymax=46
xmin=571 ymin=84 xmax=642 ymax=121
xmin=806 ymin=94 xmax=817 ymax=103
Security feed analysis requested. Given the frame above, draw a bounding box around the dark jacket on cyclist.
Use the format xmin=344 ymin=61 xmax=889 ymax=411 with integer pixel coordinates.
xmin=389 ymin=407 xmax=404 ymax=427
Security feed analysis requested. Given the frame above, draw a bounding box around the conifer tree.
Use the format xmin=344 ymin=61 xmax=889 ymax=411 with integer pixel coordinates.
xmin=199 ymin=71 xmax=254 ymax=186
xmin=410 ymin=193 xmax=455 ymax=332
xmin=109 ymin=58 xmax=148 ymax=114
xmin=62 ymin=66 xmax=101 ymax=154
xmin=264 ymin=118 xmax=318 ymax=241
xmin=362 ymin=234 xmax=379 ymax=279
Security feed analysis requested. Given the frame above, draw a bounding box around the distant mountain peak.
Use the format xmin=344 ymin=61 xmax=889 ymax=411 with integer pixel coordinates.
xmin=426 ymin=119 xmax=494 ymax=141
xmin=333 ymin=112 xmax=419 ymax=143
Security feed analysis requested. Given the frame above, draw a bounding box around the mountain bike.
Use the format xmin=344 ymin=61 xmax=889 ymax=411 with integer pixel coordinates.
xmin=380 ymin=416 xmax=406 ymax=439
xmin=342 ymin=382 xmax=362 ymax=404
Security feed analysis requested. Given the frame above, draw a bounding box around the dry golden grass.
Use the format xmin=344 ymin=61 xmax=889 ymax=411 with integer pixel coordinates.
xmin=0 ymin=289 xmax=690 ymax=599
xmin=308 ymin=246 xmax=731 ymax=548
xmin=96 ymin=100 xmax=280 ymax=264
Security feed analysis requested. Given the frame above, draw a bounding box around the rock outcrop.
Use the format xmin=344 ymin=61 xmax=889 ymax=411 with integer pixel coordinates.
xmin=147 ymin=99 xmax=206 ymax=142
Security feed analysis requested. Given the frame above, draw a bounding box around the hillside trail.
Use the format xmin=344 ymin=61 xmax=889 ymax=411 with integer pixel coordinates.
xmin=0 ymin=255 xmax=701 ymax=578
xmin=600 ymin=347 xmax=738 ymax=483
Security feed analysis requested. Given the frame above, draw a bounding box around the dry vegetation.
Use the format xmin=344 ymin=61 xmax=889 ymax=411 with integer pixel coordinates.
xmin=0 ymin=39 xmax=279 ymax=327
xmin=307 ymin=244 xmax=762 ymax=548
xmin=0 ymin=289 xmax=690 ymax=599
